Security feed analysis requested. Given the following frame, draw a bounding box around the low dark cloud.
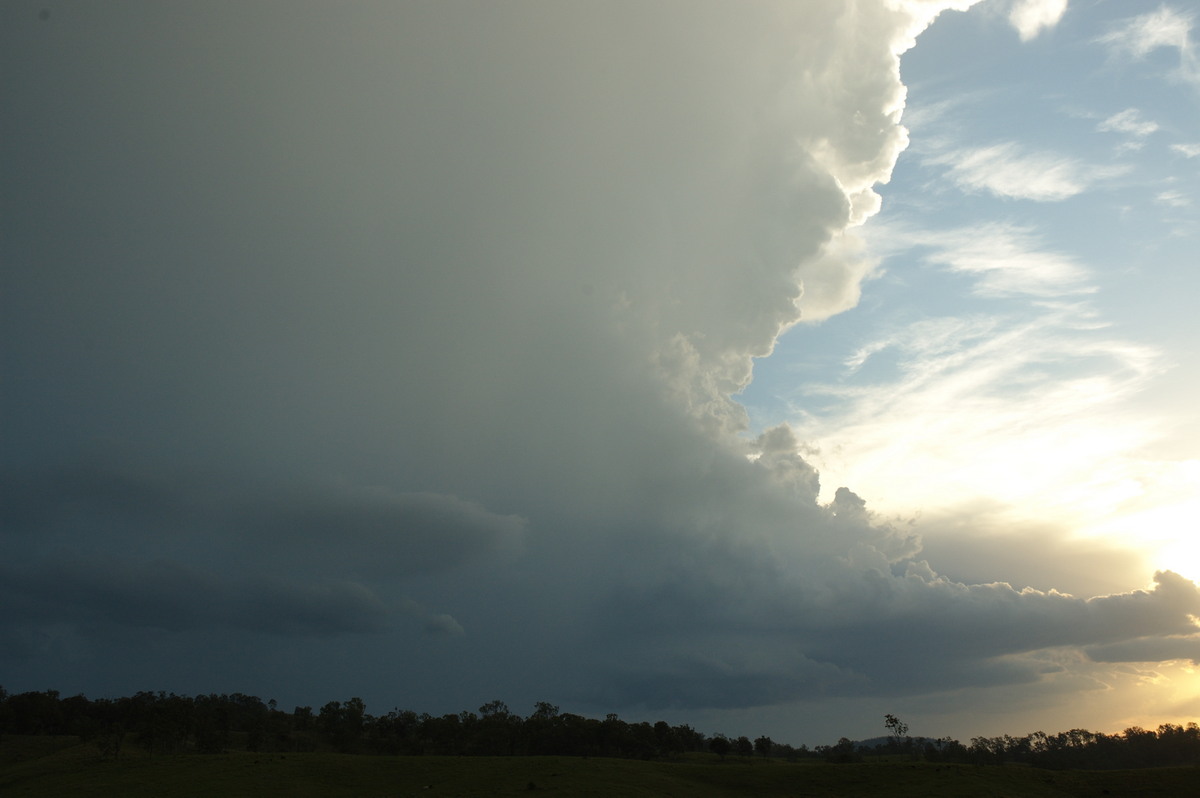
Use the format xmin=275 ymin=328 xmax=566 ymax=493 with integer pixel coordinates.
xmin=0 ymin=555 xmax=392 ymax=637
xmin=1086 ymin=634 xmax=1200 ymax=665
xmin=0 ymin=455 xmax=519 ymax=642
xmin=254 ymin=485 xmax=526 ymax=578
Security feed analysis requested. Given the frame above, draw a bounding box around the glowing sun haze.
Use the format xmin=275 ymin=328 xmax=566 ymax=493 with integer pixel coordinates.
xmin=3 ymin=0 xmax=1199 ymax=745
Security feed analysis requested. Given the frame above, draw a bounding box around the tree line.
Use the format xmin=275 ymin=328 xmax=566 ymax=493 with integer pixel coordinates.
xmin=3 ymin=686 xmax=1199 ymax=770
xmin=960 ymin=725 xmax=1200 ymax=769
xmin=818 ymin=721 xmax=1200 ymax=770
xmin=0 ymin=687 xmax=786 ymax=761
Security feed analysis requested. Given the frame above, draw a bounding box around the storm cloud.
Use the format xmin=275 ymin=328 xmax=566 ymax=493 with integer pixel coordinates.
xmin=4 ymin=0 xmax=1197 ymax=741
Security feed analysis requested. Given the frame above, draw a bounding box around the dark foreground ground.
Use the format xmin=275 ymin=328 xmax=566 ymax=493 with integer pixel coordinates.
xmin=3 ymin=735 xmax=1199 ymax=797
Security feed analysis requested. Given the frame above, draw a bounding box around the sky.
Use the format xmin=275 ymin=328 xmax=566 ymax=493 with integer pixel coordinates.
xmin=2 ymin=0 xmax=1199 ymax=746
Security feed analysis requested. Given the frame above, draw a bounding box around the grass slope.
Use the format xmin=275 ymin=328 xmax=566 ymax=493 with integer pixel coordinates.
xmin=2 ymin=738 xmax=1199 ymax=797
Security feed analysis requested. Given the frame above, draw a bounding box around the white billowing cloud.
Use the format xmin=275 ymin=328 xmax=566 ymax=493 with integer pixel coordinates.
xmin=793 ymin=230 xmax=882 ymax=323
xmin=1172 ymin=142 xmax=1200 ymax=157
xmin=1009 ymin=0 xmax=1068 ymax=41
xmin=926 ymin=142 xmax=1128 ymax=200
xmin=784 ymin=0 xmax=979 ymax=231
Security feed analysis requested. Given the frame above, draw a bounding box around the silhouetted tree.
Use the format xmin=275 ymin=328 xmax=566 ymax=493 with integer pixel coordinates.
xmin=883 ymin=713 xmax=913 ymax=757
xmin=673 ymin=722 xmax=706 ymax=753
xmin=523 ymin=701 xmax=562 ymax=755
xmin=754 ymin=735 xmax=773 ymax=758
xmin=709 ymin=734 xmax=732 ymax=759
xmin=193 ymin=694 xmax=231 ymax=753
xmin=8 ymin=690 xmax=63 ymax=734
xmin=477 ymin=700 xmax=517 ymax=755
xmin=0 ymin=686 xmax=8 ymax=746
xmin=11 ymin=684 xmax=1200 ymax=771
xmin=824 ymin=737 xmax=862 ymax=763
xmin=734 ymin=735 xmax=754 ymax=758
xmin=317 ymin=697 xmax=366 ymax=753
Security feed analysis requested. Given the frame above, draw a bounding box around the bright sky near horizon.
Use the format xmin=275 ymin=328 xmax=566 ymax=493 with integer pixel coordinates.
xmin=3 ymin=0 xmax=1199 ymax=747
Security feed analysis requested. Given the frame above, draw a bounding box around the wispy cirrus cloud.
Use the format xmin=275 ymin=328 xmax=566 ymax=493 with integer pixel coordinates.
xmin=925 ymin=142 xmax=1129 ymax=201
xmin=918 ymin=223 xmax=1093 ymax=297
xmin=801 ymin=214 xmax=1167 ymax=536
xmin=1097 ymin=108 xmax=1160 ymax=152
xmin=1157 ymin=190 xmax=1190 ymax=208
xmin=1098 ymin=5 xmax=1198 ymax=87
xmin=792 ymin=299 xmax=1163 ymax=529
xmin=865 ymin=220 xmax=1093 ymax=297
xmin=1098 ymin=6 xmax=1192 ymax=59
xmin=1098 ymin=108 xmax=1159 ymax=138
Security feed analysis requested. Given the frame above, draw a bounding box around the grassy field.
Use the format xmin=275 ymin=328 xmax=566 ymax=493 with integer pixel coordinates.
xmin=3 ymin=736 xmax=1199 ymax=797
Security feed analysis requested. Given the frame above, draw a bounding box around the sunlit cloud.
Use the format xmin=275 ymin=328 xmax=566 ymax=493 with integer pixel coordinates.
xmin=1172 ymin=142 xmax=1200 ymax=157
xmin=1008 ymin=0 xmax=1068 ymax=42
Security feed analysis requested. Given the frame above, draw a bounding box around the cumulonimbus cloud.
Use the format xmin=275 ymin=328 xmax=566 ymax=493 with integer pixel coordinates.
xmin=4 ymin=0 xmax=1197 ymax=727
